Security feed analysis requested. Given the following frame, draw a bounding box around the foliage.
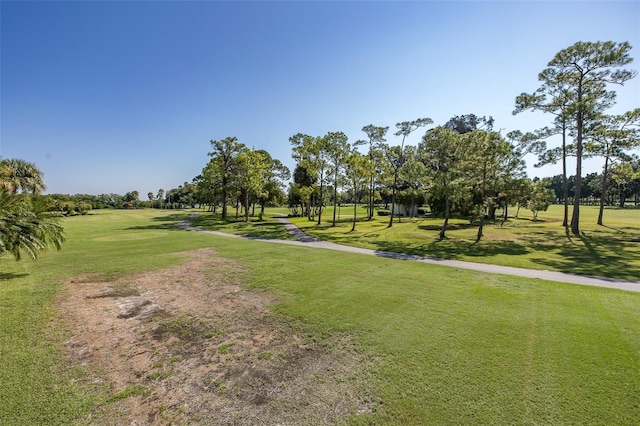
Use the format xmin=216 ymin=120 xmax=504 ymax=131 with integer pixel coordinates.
xmin=589 ymin=108 xmax=640 ymax=224
xmin=443 ymin=113 xmax=494 ymax=134
xmin=0 ymin=191 xmax=65 ymax=260
xmin=526 ymin=180 xmax=555 ymax=220
xmin=0 ymin=158 xmax=46 ymax=194
xmin=0 ymin=159 xmax=64 ymax=260
xmin=517 ymin=40 xmax=637 ymax=234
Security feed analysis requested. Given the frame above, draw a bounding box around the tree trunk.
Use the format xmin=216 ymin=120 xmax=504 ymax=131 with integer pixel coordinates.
xmin=332 ymin=173 xmax=338 ymax=227
xmin=317 ymin=179 xmax=324 ymax=225
xmin=244 ymin=192 xmax=250 ymax=222
xmin=503 ymin=199 xmax=509 ymax=222
xmin=388 ymin=172 xmax=397 ymax=228
xmin=562 ymin=124 xmax=569 ymax=227
xmin=351 ymin=195 xmax=357 ymax=232
xmin=570 ymin=94 xmax=583 ymax=235
xmin=597 ymin=154 xmax=610 ymax=225
xmin=221 ymin=186 xmax=228 ymax=219
xmin=410 ymin=189 xmax=416 ymax=219
xmin=439 ymin=193 xmax=450 ymax=240
xmin=487 ymin=203 xmax=497 ymax=220
xmin=476 ymin=216 xmax=484 ymax=242
xmin=368 ymin=176 xmax=374 ymax=220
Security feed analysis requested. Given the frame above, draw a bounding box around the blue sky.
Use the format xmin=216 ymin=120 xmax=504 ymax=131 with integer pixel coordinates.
xmin=2 ymin=1 xmax=639 ymax=197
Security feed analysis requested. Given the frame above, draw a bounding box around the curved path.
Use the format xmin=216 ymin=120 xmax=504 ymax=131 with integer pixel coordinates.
xmin=178 ymin=215 xmax=640 ymax=293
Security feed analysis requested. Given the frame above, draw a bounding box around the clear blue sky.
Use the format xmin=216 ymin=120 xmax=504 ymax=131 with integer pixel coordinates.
xmin=2 ymin=1 xmax=639 ymax=198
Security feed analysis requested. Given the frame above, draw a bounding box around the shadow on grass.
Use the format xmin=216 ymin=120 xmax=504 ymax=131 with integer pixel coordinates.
xmin=0 ymin=272 xmax=29 ymax=281
xmin=370 ymin=239 xmax=530 ymax=260
xmin=366 ymin=228 xmax=640 ymax=280
xmin=190 ymin=214 xmax=292 ymax=240
xmin=530 ymin=232 xmax=640 ymax=281
xmin=125 ymin=213 xmax=193 ymax=231
xmin=418 ymin=223 xmax=476 ymax=231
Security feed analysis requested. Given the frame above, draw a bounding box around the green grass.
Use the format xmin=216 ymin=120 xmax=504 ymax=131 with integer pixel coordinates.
xmin=0 ymin=209 xmax=213 ymax=425
xmin=212 ymin=234 xmax=640 ymax=424
xmin=190 ymin=209 xmax=295 ymax=240
xmin=1 ymin=208 xmax=639 ymax=424
xmin=286 ymin=204 xmax=640 ymax=280
xmin=106 ymin=385 xmax=151 ymax=403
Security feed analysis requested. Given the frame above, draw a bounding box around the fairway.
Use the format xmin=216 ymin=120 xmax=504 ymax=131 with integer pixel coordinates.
xmin=1 ymin=209 xmax=639 ymax=425
xmin=283 ymin=204 xmax=640 ymax=281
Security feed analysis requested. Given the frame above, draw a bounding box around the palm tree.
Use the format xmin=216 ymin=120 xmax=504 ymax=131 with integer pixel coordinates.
xmin=0 ymin=190 xmax=64 ymax=260
xmin=157 ymin=189 xmax=164 ymax=209
xmin=0 ymin=159 xmax=64 ymax=260
xmin=0 ymin=158 xmax=46 ymax=194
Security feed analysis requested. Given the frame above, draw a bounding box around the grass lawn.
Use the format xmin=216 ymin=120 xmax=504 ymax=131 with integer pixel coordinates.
xmin=190 ymin=207 xmax=294 ymax=240
xmin=1 ymin=208 xmax=639 ymax=424
xmin=284 ymin=204 xmax=640 ymax=281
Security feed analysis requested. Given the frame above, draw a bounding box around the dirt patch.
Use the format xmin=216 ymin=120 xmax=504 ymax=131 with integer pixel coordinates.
xmin=57 ymin=247 xmax=377 ymax=425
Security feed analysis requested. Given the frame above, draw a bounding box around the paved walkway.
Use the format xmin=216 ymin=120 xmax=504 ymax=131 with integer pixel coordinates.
xmin=178 ymin=215 xmax=640 ymax=293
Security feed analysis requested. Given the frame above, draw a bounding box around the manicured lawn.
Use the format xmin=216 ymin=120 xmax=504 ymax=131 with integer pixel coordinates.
xmin=0 ymin=209 xmax=211 ymax=425
xmin=1 ymin=208 xmax=639 ymax=424
xmin=285 ymin=204 xmax=640 ymax=280
xmin=190 ymin=207 xmax=294 ymax=240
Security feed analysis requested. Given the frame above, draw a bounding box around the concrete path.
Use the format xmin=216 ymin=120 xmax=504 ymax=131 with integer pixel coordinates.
xmin=178 ymin=215 xmax=640 ymax=293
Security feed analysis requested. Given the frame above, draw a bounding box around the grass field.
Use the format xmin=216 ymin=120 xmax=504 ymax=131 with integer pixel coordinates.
xmin=280 ymin=204 xmax=640 ymax=281
xmin=1 ymin=208 xmax=639 ymax=424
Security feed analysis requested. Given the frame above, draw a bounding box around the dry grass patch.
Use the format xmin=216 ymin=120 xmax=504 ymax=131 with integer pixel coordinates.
xmin=57 ymin=247 xmax=374 ymax=425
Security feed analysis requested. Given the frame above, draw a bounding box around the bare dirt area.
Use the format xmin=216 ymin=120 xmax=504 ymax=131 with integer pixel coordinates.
xmin=57 ymin=247 xmax=376 ymax=425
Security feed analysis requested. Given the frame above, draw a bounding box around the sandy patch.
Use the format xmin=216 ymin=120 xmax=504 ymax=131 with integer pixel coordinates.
xmin=57 ymin=247 xmax=376 ymax=425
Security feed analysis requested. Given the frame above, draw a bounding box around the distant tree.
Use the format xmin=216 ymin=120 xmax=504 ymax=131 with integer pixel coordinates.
xmin=156 ymin=189 xmax=164 ymax=209
xmin=502 ymin=130 xmax=545 ymax=220
xmin=235 ymin=148 xmax=269 ymax=222
xmin=443 ymin=113 xmax=494 ymax=134
xmin=194 ymin=159 xmax=222 ymax=212
xmin=356 ymin=125 xmax=389 ymax=219
xmin=520 ymin=41 xmax=637 ymax=234
xmin=419 ymin=127 xmax=466 ymax=239
xmin=208 ymin=137 xmax=246 ymax=219
xmin=589 ymin=108 xmax=640 ymax=224
xmin=611 ymin=158 xmax=640 ymax=206
xmin=290 ymin=164 xmax=316 ymax=219
xmin=122 ymin=191 xmax=139 ymax=209
xmin=255 ymin=150 xmax=290 ymax=219
xmin=398 ymin=147 xmax=428 ymax=218
xmin=344 ymin=149 xmax=372 ymax=231
xmin=527 ymin=180 xmax=555 ymax=220
xmin=97 ymin=193 xmax=124 ymax=209
xmin=515 ymin=85 xmax=574 ymax=227
xmin=291 ymin=133 xmax=330 ymax=224
xmin=325 ymin=131 xmax=350 ymax=227
xmin=383 ymin=117 xmax=433 ymax=228
xmin=0 ymin=158 xmax=46 ymax=194
xmin=463 ymin=131 xmax=513 ymax=242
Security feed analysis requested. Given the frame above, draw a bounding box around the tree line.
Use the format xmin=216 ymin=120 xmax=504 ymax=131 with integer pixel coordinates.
xmin=2 ymin=40 xmax=637 ymax=260
xmin=196 ymin=40 xmax=638 ymax=239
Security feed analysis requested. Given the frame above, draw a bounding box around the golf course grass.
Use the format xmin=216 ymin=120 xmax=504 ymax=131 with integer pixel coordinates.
xmin=1 ymin=207 xmax=639 ymax=424
xmin=282 ymin=204 xmax=640 ymax=281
